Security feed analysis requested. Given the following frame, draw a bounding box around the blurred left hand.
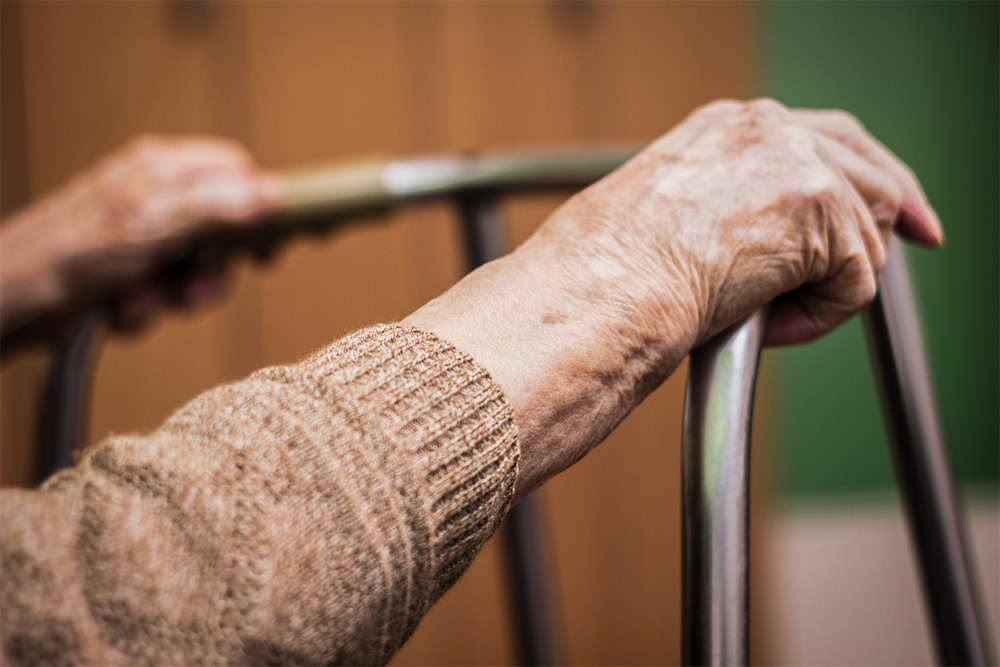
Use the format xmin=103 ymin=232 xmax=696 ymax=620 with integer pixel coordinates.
xmin=0 ymin=135 xmax=284 ymax=340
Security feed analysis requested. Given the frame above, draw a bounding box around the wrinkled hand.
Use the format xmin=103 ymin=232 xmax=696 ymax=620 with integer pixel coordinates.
xmin=0 ymin=136 xmax=283 ymax=338
xmin=407 ymin=99 xmax=943 ymax=498
xmin=534 ymin=98 xmax=942 ymax=348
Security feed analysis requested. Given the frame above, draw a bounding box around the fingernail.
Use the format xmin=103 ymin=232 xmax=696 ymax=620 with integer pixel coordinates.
xmin=901 ymin=199 xmax=944 ymax=246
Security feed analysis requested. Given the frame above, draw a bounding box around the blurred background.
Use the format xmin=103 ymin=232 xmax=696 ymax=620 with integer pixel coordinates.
xmin=1 ymin=1 xmax=996 ymax=664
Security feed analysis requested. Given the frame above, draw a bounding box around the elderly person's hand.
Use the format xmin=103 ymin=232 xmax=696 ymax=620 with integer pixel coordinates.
xmin=405 ymin=98 xmax=942 ymax=499
xmin=555 ymin=99 xmax=941 ymax=347
xmin=0 ymin=136 xmax=283 ymax=342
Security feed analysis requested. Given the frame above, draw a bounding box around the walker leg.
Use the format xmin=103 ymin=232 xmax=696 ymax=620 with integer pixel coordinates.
xmin=681 ymin=309 xmax=767 ymax=667
xmin=862 ymin=242 xmax=991 ymax=666
xmin=457 ymin=194 xmax=563 ymax=666
xmin=36 ymin=309 xmax=102 ymax=483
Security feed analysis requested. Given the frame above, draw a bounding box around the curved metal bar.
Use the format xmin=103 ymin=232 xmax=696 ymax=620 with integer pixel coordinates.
xmin=280 ymin=148 xmax=636 ymax=220
xmin=862 ymin=242 xmax=991 ymax=666
xmin=36 ymin=309 xmax=103 ymax=481
xmin=682 ymin=310 xmax=767 ymax=667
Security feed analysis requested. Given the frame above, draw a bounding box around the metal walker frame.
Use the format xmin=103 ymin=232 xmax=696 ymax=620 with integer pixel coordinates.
xmin=682 ymin=243 xmax=991 ymax=665
xmin=37 ymin=149 xmax=990 ymax=666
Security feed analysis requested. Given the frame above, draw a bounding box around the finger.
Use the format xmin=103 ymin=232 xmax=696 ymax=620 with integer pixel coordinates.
xmin=160 ymin=143 xmax=284 ymax=220
xmin=848 ymin=186 xmax=887 ymax=286
xmin=132 ymin=135 xmax=280 ymax=206
xmin=162 ymin=169 xmax=285 ymax=236
xmin=815 ymin=134 xmax=901 ymax=250
xmin=106 ymin=136 xmax=254 ymax=189
xmin=764 ymin=199 xmax=879 ymax=346
xmin=764 ymin=249 xmax=877 ymax=346
xmin=107 ymin=138 xmax=284 ymax=242
xmin=792 ymin=109 xmax=943 ymax=246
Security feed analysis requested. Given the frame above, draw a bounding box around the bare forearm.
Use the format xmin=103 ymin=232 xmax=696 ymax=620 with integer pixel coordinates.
xmin=403 ymin=233 xmax=696 ymax=501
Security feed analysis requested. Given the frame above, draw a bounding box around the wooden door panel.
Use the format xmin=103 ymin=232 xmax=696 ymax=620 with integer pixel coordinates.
xmin=2 ymin=2 xmax=754 ymax=663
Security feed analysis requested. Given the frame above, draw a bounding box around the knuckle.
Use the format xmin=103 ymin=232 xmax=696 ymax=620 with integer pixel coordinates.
xmin=104 ymin=194 xmax=142 ymax=241
xmin=870 ymin=197 xmax=901 ymax=231
xmin=783 ymin=123 xmax=820 ymax=153
xmin=796 ymin=168 xmax=844 ymax=211
xmin=787 ymin=170 xmax=855 ymax=251
xmin=866 ymin=177 xmax=904 ymax=232
xmin=128 ymin=134 xmax=167 ymax=158
xmin=825 ymin=109 xmax=867 ymax=137
xmin=122 ymin=135 xmax=175 ymax=172
xmin=705 ymin=98 xmax=742 ymax=113
xmin=724 ymin=99 xmax=794 ymax=142
xmin=742 ymin=97 xmax=789 ymax=120
xmin=886 ymin=177 xmax=905 ymax=208
xmin=841 ymin=250 xmax=879 ymax=308
xmin=871 ymin=242 xmax=887 ymax=275
xmin=856 ymin=268 xmax=878 ymax=306
xmin=689 ymin=98 xmax=743 ymax=122
xmin=747 ymin=97 xmax=786 ymax=112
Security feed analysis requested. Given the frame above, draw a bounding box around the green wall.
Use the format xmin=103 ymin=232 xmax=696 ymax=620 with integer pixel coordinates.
xmin=757 ymin=1 xmax=999 ymax=498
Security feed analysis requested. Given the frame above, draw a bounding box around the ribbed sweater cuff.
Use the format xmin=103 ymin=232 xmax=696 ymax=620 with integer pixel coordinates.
xmin=294 ymin=323 xmax=520 ymax=593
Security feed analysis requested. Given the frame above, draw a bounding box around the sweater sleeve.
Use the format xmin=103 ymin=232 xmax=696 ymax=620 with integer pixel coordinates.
xmin=0 ymin=324 xmax=519 ymax=665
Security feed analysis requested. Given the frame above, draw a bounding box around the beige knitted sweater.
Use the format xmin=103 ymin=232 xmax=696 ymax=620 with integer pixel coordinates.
xmin=0 ymin=324 xmax=520 ymax=665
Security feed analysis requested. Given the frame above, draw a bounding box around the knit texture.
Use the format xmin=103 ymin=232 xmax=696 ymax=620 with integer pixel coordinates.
xmin=1 ymin=324 xmax=519 ymax=665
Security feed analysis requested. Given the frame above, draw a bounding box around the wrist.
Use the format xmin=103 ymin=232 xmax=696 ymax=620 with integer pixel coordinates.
xmin=403 ymin=231 xmax=698 ymax=499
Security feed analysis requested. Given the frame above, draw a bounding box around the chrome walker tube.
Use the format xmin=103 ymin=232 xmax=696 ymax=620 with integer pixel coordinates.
xmin=862 ymin=242 xmax=990 ymax=666
xmin=681 ymin=244 xmax=990 ymax=666
xmin=682 ymin=310 xmax=767 ymax=666
xmin=35 ymin=309 xmax=103 ymax=483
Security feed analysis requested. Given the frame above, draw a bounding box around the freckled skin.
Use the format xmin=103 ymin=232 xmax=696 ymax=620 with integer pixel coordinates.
xmin=405 ymin=99 xmax=943 ymax=501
